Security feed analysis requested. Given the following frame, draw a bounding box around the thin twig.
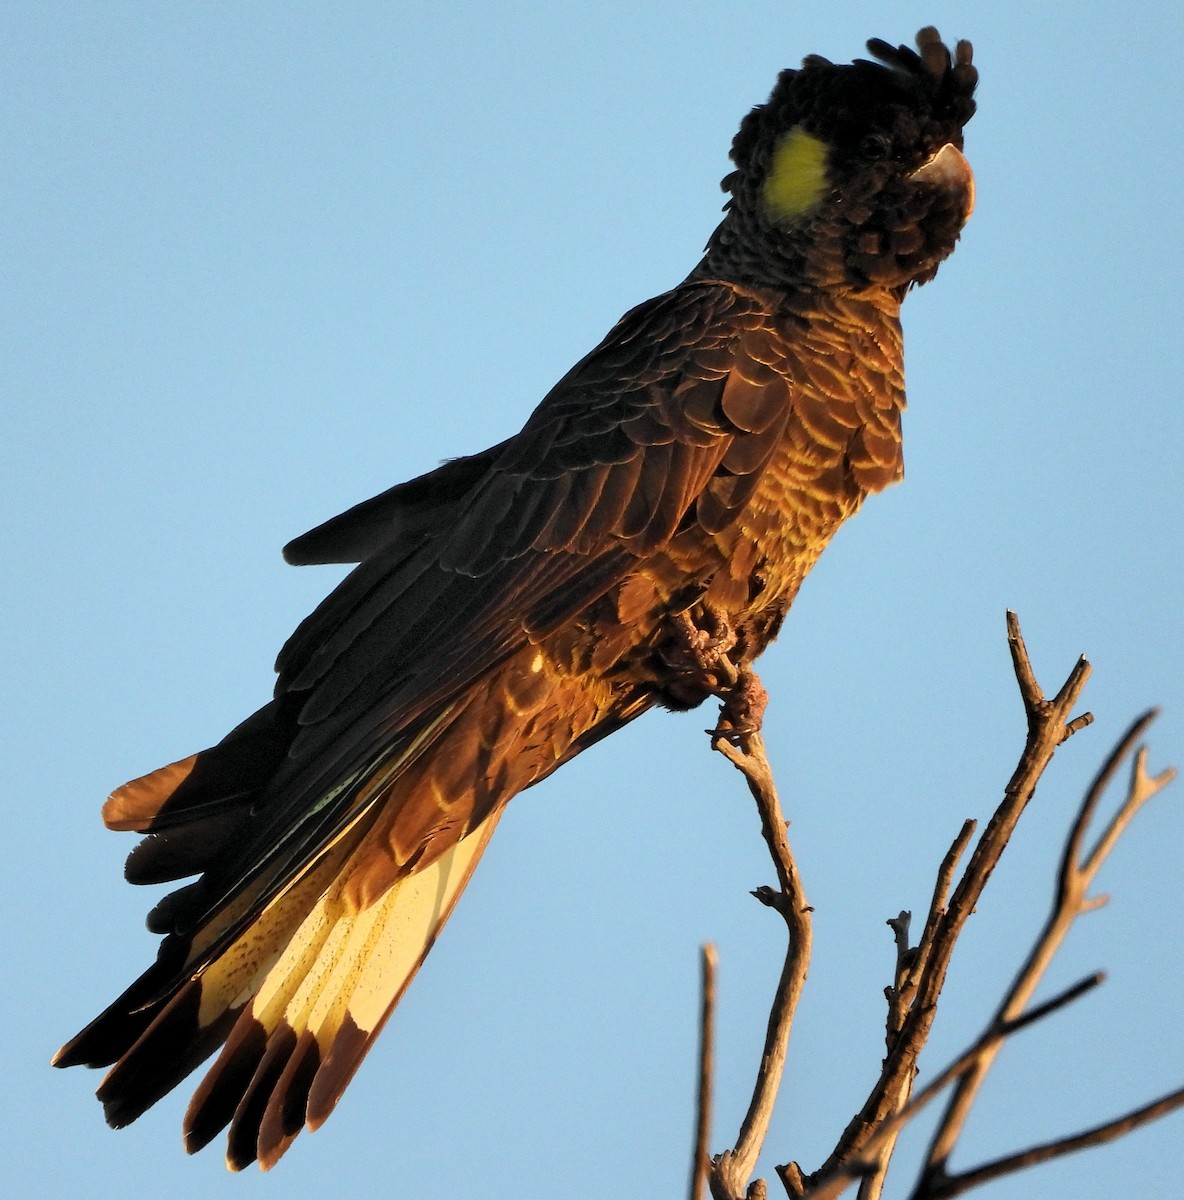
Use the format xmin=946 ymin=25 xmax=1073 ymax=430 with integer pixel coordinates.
xmin=691 ymin=943 xmax=718 ymax=1200
xmin=900 ymin=820 xmax=975 ymax=1015
xmin=859 ymin=819 xmax=975 ymax=1197
xmin=710 ymin=718 xmax=812 ymax=1200
xmin=921 ymin=1084 xmax=1184 ymax=1200
xmin=1080 ymin=740 xmax=1176 ymax=879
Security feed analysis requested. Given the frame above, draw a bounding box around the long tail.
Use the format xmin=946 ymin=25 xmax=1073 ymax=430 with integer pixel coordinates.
xmin=186 ymin=810 xmax=500 ymax=1169
xmin=54 ymin=700 xmax=501 ymax=1170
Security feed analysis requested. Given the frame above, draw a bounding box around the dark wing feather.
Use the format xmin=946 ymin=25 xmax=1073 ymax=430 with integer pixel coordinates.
xmin=281 ymin=441 xmax=513 ymax=566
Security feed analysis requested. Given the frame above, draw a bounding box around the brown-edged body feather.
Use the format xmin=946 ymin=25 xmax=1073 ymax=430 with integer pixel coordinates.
xmin=56 ymin=29 xmax=976 ymax=1170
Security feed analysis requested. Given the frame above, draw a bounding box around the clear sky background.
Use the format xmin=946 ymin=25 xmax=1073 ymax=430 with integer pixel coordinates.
xmin=5 ymin=4 xmax=1183 ymax=1198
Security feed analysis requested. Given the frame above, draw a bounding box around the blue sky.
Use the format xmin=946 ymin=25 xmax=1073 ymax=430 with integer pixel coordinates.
xmin=5 ymin=4 xmax=1183 ymax=1198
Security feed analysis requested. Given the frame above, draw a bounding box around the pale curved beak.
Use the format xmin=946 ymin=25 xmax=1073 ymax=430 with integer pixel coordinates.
xmin=910 ymin=142 xmax=975 ymax=219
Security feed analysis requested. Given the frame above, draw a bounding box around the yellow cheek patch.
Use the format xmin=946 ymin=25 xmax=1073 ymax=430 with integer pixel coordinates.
xmin=762 ymin=126 xmax=829 ymax=222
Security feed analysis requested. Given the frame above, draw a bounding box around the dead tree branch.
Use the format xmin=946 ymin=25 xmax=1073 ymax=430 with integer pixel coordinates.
xmin=789 ymin=612 xmax=1093 ymax=1194
xmin=690 ymin=943 xmax=718 ymax=1200
xmin=907 ymin=709 xmax=1178 ymax=1200
xmin=707 ymin=705 xmax=813 ymax=1200
xmin=919 ymin=1082 xmax=1184 ymax=1199
xmin=695 ymin=612 xmax=1180 ymax=1200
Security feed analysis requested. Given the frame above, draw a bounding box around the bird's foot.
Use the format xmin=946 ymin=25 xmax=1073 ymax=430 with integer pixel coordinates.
xmin=709 ymin=667 xmax=769 ymax=745
xmin=657 ymin=607 xmax=740 ymax=708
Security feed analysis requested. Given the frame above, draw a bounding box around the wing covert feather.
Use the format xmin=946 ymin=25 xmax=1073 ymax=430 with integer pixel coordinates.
xmin=276 ymin=283 xmax=784 ymax=740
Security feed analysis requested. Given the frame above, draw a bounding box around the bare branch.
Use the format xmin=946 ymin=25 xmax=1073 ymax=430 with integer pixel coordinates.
xmin=1080 ymin=733 xmax=1177 ymax=880
xmin=1064 ymin=711 xmax=1158 ymax=878
xmin=709 ymin=709 xmax=813 ymax=1200
xmin=690 ymin=943 xmax=718 ymax=1200
xmin=917 ymin=709 xmax=1176 ymax=1186
xmin=799 ymin=614 xmax=1092 ymax=1190
xmin=695 ymin=614 xmax=1178 ymax=1200
xmin=857 ymin=818 xmax=980 ymax=1199
xmin=920 ymin=1084 xmax=1184 ymax=1200
xmin=899 ymin=820 xmax=975 ymax=1016
xmin=799 ymin=974 xmax=1105 ymax=1200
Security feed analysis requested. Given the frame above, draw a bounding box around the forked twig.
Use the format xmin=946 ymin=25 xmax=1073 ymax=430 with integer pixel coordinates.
xmin=923 ymin=1082 xmax=1184 ymax=1199
xmin=794 ymin=973 xmax=1107 ymax=1200
xmin=858 ymin=821 xmax=975 ymax=1199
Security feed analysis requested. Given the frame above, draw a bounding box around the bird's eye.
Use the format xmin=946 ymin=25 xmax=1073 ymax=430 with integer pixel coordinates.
xmin=860 ymin=133 xmax=891 ymax=161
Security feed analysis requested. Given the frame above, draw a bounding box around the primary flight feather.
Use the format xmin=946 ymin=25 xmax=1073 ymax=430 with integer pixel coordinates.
xmin=56 ymin=28 xmax=977 ymax=1170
